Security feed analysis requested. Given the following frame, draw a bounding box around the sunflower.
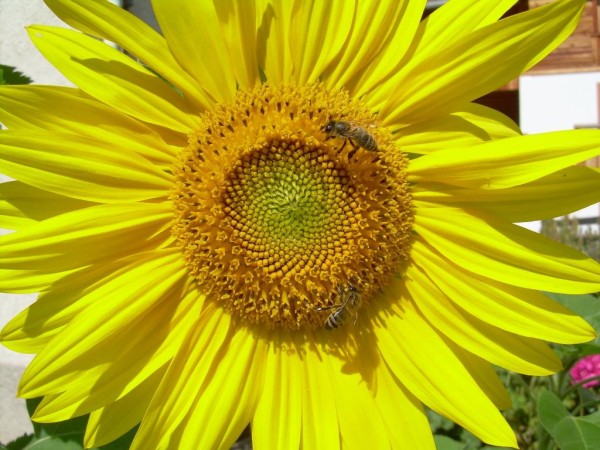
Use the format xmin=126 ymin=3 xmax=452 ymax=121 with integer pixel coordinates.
xmin=2 ymin=0 xmax=600 ymax=448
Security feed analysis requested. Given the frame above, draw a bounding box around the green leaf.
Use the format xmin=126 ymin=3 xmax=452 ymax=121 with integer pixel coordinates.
xmin=580 ymin=411 xmax=600 ymax=427
xmin=23 ymin=437 xmax=83 ymax=450
xmin=433 ymin=435 xmax=465 ymax=450
xmin=553 ymin=419 xmax=600 ymax=450
xmin=25 ymin=398 xmax=86 ymax=446
xmin=459 ymin=428 xmax=486 ymax=450
xmin=0 ymin=65 xmax=33 ymax=85
xmin=537 ymin=389 xmax=569 ymax=430
xmin=575 ymin=343 xmax=600 ymax=357
xmin=4 ymin=434 xmax=34 ymax=450
xmin=537 ymin=390 xmax=600 ymax=450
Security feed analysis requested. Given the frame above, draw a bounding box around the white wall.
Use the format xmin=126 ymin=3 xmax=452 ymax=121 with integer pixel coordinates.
xmin=520 ymin=72 xmax=600 ymax=133
xmin=0 ymin=0 xmax=72 ymax=86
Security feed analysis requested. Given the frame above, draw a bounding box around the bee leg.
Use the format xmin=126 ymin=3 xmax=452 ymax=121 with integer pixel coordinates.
xmin=347 ymin=140 xmax=359 ymax=161
xmin=337 ymin=139 xmax=347 ymax=154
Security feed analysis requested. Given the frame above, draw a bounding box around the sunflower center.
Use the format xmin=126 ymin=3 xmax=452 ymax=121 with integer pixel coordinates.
xmin=170 ymin=84 xmax=413 ymax=330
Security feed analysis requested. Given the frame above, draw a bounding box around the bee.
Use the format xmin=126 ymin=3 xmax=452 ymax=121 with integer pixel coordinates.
xmin=323 ymin=120 xmax=378 ymax=152
xmin=317 ymin=284 xmax=362 ymax=329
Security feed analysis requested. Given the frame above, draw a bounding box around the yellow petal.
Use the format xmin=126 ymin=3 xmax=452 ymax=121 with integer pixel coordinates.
xmin=42 ymin=0 xmax=213 ymax=110
xmin=326 ymin=0 xmax=425 ymax=94
xmin=35 ymin=283 xmax=202 ymax=423
xmin=418 ymin=0 xmax=517 ymax=48
xmin=256 ymin=0 xmax=293 ymax=83
xmin=409 ymin=129 xmax=600 ymax=189
xmin=1 ymin=259 xmax=132 ymax=353
xmin=20 ymin=249 xmax=188 ymax=400
xmin=176 ymin=327 xmax=264 ymax=450
xmin=413 ymin=166 xmax=600 ymax=223
xmin=362 ymin=0 xmax=516 ymax=107
xmin=213 ymin=0 xmax=260 ymax=89
xmin=0 ymin=130 xmax=171 ymax=203
xmin=151 ymin=0 xmax=236 ymax=102
xmin=0 ymin=202 xmax=171 ymax=274
xmin=28 ymin=26 xmax=199 ymax=132
xmin=131 ymin=304 xmax=233 ymax=449
xmin=406 ymin=263 xmax=562 ymax=375
xmin=253 ymin=335 xmax=303 ymax=449
xmin=84 ymin=368 xmax=165 ymax=448
xmin=415 ymin=206 xmax=600 ymax=293
xmin=287 ymin=1 xmax=355 ymax=85
xmin=0 ymin=267 xmax=78 ymax=294
xmin=300 ymin=342 xmax=341 ymax=450
xmin=0 ymin=181 xmax=95 ymax=231
xmin=324 ymin=342 xmax=391 ymax=450
xmin=0 ymin=85 xmax=177 ymax=165
xmin=393 ymin=103 xmax=520 ymax=155
xmin=375 ymin=297 xmax=517 ymax=448
xmin=1 ymin=247 xmax=194 ymax=356
xmin=411 ymin=237 xmax=596 ymax=344
xmin=448 ymin=344 xmax=512 ymax=410
xmin=380 ymin=0 xmax=585 ymax=126
xmin=372 ymin=353 xmax=435 ymax=449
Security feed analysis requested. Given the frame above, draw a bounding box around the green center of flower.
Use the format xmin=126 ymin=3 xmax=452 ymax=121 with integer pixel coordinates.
xmin=224 ymin=143 xmax=347 ymax=268
xmin=170 ymin=84 xmax=413 ymax=330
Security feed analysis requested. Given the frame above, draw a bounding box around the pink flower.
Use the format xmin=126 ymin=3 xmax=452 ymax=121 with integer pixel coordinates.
xmin=570 ymin=354 xmax=600 ymax=388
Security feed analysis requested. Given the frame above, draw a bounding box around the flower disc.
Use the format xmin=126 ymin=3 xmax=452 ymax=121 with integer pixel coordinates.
xmin=171 ymin=84 xmax=413 ymax=329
